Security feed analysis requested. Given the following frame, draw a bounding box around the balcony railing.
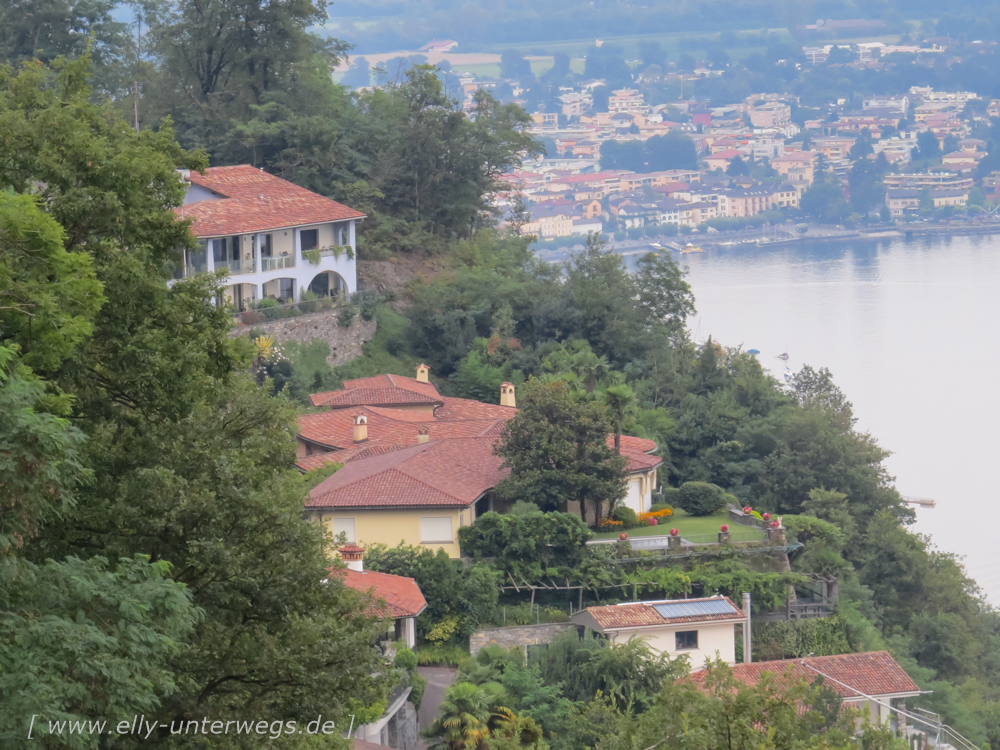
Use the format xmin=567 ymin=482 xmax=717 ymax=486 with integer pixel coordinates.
xmin=262 ymin=255 xmax=295 ymax=272
xmin=218 ymin=259 xmax=255 ymax=276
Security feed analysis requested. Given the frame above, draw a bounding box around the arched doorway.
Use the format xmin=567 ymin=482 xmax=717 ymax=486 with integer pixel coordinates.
xmin=262 ymin=277 xmax=296 ymax=303
xmin=308 ymin=271 xmax=348 ymax=299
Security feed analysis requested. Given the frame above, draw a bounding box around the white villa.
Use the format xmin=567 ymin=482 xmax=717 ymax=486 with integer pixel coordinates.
xmin=172 ymin=165 xmax=365 ymax=309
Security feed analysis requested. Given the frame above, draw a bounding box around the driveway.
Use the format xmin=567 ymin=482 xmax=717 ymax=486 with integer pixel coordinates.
xmin=414 ymin=666 xmax=457 ymax=748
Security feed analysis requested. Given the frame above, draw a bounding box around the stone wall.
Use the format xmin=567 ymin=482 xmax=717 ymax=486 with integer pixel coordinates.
xmin=229 ymin=310 xmax=376 ymax=367
xmin=469 ymin=623 xmax=577 ymax=656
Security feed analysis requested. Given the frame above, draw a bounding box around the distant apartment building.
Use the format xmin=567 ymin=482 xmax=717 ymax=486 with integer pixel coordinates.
xmin=910 ymin=87 xmax=979 ymax=105
xmin=885 ymin=188 xmax=968 ymax=216
xmin=883 ymin=172 xmax=973 ymax=191
xmin=717 ymin=184 xmax=799 ymax=218
xmin=531 ymin=112 xmax=558 ymax=127
xmin=559 ymin=91 xmax=593 ymax=117
xmin=772 ymin=151 xmax=816 ymax=185
xmin=751 ymin=138 xmax=785 ymax=161
xmin=749 ymin=102 xmax=792 ymax=128
xmin=862 ymin=95 xmax=909 ymax=114
xmin=608 ymin=89 xmax=646 ymax=114
xmin=811 ymin=136 xmax=856 ymax=161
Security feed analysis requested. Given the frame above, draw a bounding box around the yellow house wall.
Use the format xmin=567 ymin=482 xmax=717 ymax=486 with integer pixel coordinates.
xmin=311 ymin=506 xmax=474 ymax=558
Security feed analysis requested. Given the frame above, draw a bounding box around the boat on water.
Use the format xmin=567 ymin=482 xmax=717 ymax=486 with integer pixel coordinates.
xmin=681 ymin=243 xmax=705 ymax=254
xmin=776 ymin=352 xmax=789 ymax=360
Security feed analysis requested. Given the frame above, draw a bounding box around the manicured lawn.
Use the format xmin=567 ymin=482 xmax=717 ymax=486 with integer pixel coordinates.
xmin=592 ymin=509 xmax=766 ymax=543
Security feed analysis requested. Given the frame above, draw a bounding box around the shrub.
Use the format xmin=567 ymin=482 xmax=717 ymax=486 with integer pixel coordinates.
xmin=299 ymin=290 xmax=320 ymax=314
xmin=337 ymin=304 xmax=357 ymax=328
xmin=408 ymin=670 xmax=427 ymax=709
xmin=649 ymin=503 xmax=672 ymax=513
xmin=651 ymin=487 xmax=680 ymax=507
xmin=393 ymin=647 xmax=418 ymax=671
xmin=416 ymin=643 xmax=469 ymax=667
xmin=677 ymin=481 xmax=727 ymax=516
xmin=360 ymin=293 xmax=379 ymax=321
xmin=612 ymin=506 xmax=639 ymax=529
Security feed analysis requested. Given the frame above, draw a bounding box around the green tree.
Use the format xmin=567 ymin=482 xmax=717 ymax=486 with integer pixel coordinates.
xmin=426 ymin=682 xmax=503 ymax=750
xmin=603 ymin=383 xmax=637 ymax=455
xmin=0 ymin=56 xmax=392 ymax=737
xmin=493 ymin=380 xmax=628 ymax=524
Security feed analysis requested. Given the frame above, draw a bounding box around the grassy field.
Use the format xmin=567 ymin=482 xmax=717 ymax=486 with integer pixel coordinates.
xmin=593 ymin=508 xmax=766 ymax=542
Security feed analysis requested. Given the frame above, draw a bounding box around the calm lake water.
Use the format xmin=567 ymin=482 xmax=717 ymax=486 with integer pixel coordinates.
xmin=671 ymin=234 xmax=1000 ymax=603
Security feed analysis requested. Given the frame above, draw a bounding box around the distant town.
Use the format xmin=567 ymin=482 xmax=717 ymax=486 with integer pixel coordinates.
xmin=345 ymin=32 xmax=1000 ymax=243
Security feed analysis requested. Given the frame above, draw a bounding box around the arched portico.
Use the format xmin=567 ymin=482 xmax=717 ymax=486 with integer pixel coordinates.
xmin=262 ymin=277 xmax=296 ymax=303
xmin=308 ymin=270 xmax=349 ymax=298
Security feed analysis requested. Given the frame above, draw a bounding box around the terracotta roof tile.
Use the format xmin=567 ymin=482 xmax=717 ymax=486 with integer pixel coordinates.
xmin=297 ymin=406 xmax=505 ymax=451
xmin=310 ymin=374 xmax=442 ymax=408
xmin=689 ymin=651 xmax=920 ymax=698
xmin=296 ymin=443 xmax=410 ymax=471
xmin=334 ymin=567 xmax=427 ymax=618
xmin=307 ymin=438 xmax=508 ymax=509
xmin=178 ymin=165 xmax=364 ymax=236
xmin=579 ymin=596 xmax=745 ymax=630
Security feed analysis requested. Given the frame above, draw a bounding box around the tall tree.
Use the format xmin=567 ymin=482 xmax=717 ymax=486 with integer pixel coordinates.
xmin=494 ymin=379 xmax=627 ymax=524
xmin=0 ymin=57 xmax=390 ymax=740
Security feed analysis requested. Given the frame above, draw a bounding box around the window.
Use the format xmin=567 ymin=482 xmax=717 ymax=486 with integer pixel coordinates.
xmin=675 ymin=630 xmax=698 ymax=650
xmin=420 ymin=517 xmax=453 ymax=544
xmin=300 ymin=228 xmax=318 ymax=252
xmin=278 ymin=278 xmax=294 ymax=301
xmin=333 ymin=518 xmax=356 ymax=543
xmin=257 ymin=233 xmax=272 ymax=256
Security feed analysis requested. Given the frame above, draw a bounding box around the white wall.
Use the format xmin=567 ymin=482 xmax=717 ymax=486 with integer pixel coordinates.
xmin=609 ymin=622 xmax=738 ymax=667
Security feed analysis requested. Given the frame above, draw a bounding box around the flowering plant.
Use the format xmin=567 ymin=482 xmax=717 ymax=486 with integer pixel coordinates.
xmin=637 ymin=508 xmax=672 ymax=524
xmin=743 ymin=506 xmax=752 ymax=514
xmin=769 ymin=520 xmax=780 ymax=528
xmin=720 ymin=524 xmax=730 ymax=532
xmin=762 ymin=512 xmax=771 ymax=521
xmin=598 ymin=518 xmax=624 ymax=530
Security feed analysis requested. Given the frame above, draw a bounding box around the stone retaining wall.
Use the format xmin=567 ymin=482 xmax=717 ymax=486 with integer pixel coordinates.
xmin=229 ymin=310 xmax=376 ymax=367
xmin=469 ymin=623 xmax=577 ymax=656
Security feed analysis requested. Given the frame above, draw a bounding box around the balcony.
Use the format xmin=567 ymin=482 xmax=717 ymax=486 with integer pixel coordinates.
xmin=218 ymin=259 xmax=255 ymax=276
xmin=262 ymin=255 xmax=295 ymax=272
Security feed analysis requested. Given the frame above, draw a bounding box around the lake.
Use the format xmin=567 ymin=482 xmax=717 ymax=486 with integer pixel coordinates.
xmin=671 ymin=234 xmax=1000 ymax=603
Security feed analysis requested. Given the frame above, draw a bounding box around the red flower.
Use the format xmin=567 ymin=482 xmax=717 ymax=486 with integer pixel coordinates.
xmin=670 ymin=528 xmax=679 ymax=536
xmin=743 ymin=506 xmax=752 ymax=513
xmin=619 ymin=532 xmax=628 ymax=541
xmin=770 ymin=521 xmax=780 ymax=528
xmin=762 ymin=512 xmax=771 ymax=520
xmin=721 ymin=524 xmax=730 ymax=532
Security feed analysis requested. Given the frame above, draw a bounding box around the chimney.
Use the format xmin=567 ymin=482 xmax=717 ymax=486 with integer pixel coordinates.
xmin=353 ymin=414 xmax=368 ymax=443
xmin=417 ymin=425 xmax=430 ymax=444
xmin=500 ymin=382 xmax=516 ymax=408
xmin=742 ymin=592 xmax=752 ymax=664
xmin=340 ymin=544 xmax=364 ymax=572
xmin=415 ymin=363 xmax=430 ymax=383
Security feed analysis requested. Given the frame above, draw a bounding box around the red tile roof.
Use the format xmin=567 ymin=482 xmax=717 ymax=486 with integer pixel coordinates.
xmin=297 ymin=406 xmax=506 ymax=452
xmin=177 ymin=165 xmax=365 ymax=237
xmin=578 ymin=596 xmax=745 ymax=630
xmin=334 ymin=567 xmax=427 ymax=618
xmin=689 ymin=652 xmax=920 ymax=699
xmin=308 ymin=438 xmax=508 ymax=508
xmin=310 ymin=374 xmax=442 ymax=408
xmin=297 ymin=443 xmax=411 ymax=471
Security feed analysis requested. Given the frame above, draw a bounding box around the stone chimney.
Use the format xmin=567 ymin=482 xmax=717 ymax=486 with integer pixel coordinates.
xmin=340 ymin=544 xmax=364 ymax=572
xmin=416 ymin=363 xmax=430 ymax=383
xmin=353 ymin=414 xmax=368 ymax=443
xmin=417 ymin=425 xmax=430 ymax=444
xmin=500 ymin=382 xmax=516 ymax=408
